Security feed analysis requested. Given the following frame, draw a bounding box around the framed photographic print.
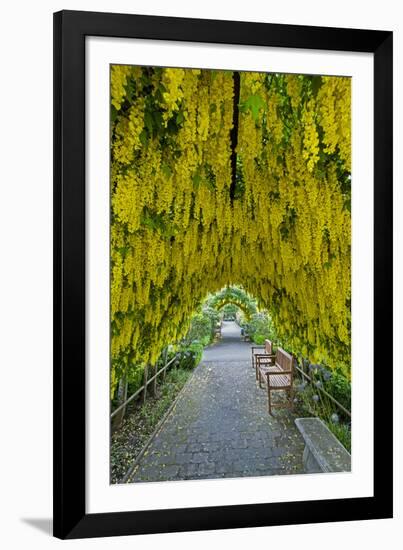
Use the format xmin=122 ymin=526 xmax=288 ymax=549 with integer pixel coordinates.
xmin=53 ymin=10 xmax=393 ymax=539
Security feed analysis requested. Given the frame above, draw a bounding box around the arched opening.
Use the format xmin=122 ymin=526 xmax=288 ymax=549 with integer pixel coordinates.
xmin=207 ymin=286 xmax=257 ymax=321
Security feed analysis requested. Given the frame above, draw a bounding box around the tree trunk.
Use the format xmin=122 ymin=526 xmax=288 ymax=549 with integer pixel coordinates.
xmin=162 ymin=347 xmax=168 ymax=382
xmin=111 ymin=374 xmax=128 ymax=432
xmin=151 ymin=363 xmax=157 ymax=397
xmin=142 ymin=365 xmax=149 ymax=405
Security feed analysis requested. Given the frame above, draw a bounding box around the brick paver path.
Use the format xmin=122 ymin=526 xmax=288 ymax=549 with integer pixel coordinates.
xmin=129 ymin=322 xmax=305 ymax=482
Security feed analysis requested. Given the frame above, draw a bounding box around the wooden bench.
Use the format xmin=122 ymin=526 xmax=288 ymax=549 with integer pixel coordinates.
xmin=256 ymin=347 xmax=294 ymax=414
xmin=251 ymin=339 xmax=275 ymax=374
xmin=295 ymin=417 xmax=351 ymax=473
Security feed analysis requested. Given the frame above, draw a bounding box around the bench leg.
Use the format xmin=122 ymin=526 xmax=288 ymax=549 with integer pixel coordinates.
xmin=258 ymin=368 xmax=263 ymax=388
xmin=267 ymin=387 xmax=272 ymax=415
xmin=302 ymin=445 xmax=322 ymax=473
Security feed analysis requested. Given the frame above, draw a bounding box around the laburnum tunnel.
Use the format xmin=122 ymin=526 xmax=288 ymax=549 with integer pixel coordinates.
xmin=110 ymin=66 xmax=351 ymax=399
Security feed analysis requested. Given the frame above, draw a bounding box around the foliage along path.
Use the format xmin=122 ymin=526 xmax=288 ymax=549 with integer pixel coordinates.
xmin=128 ymin=322 xmax=305 ymax=483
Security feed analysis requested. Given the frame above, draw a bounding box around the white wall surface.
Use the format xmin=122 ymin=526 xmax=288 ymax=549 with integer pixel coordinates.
xmin=0 ymin=0 xmax=401 ymax=548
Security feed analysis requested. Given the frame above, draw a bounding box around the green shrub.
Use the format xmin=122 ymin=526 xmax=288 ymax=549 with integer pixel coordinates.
xmin=185 ymin=312 xmax=213 ymax=345
xmin=188 ymin=342 xmax=203 ymax=365
xmin=202 ymin=306 xmax=221 ymax=335
xmin=324 ymin=372 xmax=351 ymax=411
xmin=247 ymin=312 xmax=277 ymax=344
xmin=176 ymin=341 xmax=203 ymax=370
xmin=326 ymin=421 xmax=351 ymax=453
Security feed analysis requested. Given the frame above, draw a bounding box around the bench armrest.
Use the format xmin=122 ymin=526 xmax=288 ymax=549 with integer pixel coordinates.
xmin=251 ymin=346 xmax=264 ymax=351
xmin=266 ymin=369 xmax=292 ymax=377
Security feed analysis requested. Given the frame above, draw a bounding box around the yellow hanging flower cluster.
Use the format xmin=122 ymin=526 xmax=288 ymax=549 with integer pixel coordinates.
xmin=161 ymin=68 xmax=186 ymax=124
xmin=302 ymin=100 xmax=320 ymax=172
xmin=110 ymin=65 xmax=132 ymax=110
xmin=110 ymin=65 xmax=351 ymax=397
xmin=317 ymin=76 xmax=351 ymax=171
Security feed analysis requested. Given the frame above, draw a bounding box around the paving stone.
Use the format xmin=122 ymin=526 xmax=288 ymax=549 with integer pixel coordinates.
xmin=191 ymin=452 xmax=211 ymax=464
xmin=179 ymin=463 xmax=199 ymax=477
xmin=149 ymin=452 xmax=175 ymax=466
xmin=216 ymin=462 xmax=233 ymax=474
xmin=187 ymin=442 xmax=202 ymax=453
xmin=200 ymin=442 xmax=220 ymax=452
xmin=231 ymin=438 xmax=248 ymax=449
xmin=161 ymin=465 xmax=180 ymax=478
xmin=198 ymin=462 xmax=216 ymax=476
xmin=174 ymin=453 xmax=193 ymax=464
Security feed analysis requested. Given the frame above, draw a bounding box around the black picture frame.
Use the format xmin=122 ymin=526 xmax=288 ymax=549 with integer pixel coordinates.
xmin=53 ymin=9 xmax=393 ymax=540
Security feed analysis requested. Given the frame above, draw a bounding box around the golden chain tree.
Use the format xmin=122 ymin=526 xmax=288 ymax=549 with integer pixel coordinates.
xmin=110 ymin=65 xmax=351 ymax=397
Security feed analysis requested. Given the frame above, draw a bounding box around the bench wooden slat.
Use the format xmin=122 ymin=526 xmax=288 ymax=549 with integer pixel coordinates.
xmin=260 ymin=365 xmax=291 ymax=386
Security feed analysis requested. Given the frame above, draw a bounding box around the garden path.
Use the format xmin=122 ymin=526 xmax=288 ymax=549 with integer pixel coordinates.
xmin=128 ymin=321 xmax=305 ymax=483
